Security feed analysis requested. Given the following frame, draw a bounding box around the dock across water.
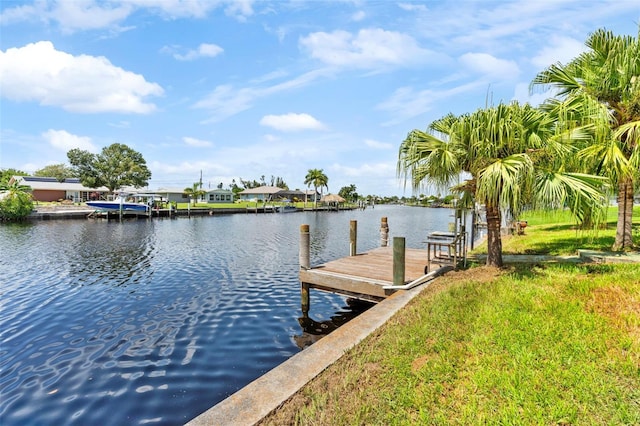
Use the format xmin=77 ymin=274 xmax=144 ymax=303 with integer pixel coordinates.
xmin=298 ymin=217 xmax=464 ymax=313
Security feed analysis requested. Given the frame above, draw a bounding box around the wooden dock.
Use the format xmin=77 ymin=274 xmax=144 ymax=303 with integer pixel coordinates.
xmin=299 ymin=246 xmax=451 ymax=303
xmin=298 ymin=218 xmax=462 ymax=313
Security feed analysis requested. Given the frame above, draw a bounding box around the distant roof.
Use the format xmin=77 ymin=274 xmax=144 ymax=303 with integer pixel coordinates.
xmin=11 ymin=176 xmax=108 ymax=192
xmin=156 ymin=187 xmax=187 ymax=194
xmin=238 ymin=186 xmax=284 ymax=195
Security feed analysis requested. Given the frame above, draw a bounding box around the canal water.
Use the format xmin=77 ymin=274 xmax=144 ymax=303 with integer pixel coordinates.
xmin=1 ymin=205 xmax=457 ymax=425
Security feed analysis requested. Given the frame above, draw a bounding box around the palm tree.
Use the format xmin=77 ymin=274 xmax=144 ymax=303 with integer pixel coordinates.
xmin=398 ymin=101 xmax=605 ymax=267
xmin=184 ymin=182 xmax=206 ymax=205
xmin=304 ymin=169 xmax=329 ymax=210
xmin=531 ymin=27 xmax=640 ymax=250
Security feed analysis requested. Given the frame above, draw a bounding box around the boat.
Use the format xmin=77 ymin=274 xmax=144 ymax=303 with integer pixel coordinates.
xmin=277 ymin=204 xmax=298 ymax=213
xmin=86 ymin=195 xmax=151 ymax=213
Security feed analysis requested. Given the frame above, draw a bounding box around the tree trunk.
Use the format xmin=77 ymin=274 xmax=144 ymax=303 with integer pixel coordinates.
xmin=612 ymin=177 xmax=635 ymax=251
xmin=485 ymin=202 xmax=503 ymax=267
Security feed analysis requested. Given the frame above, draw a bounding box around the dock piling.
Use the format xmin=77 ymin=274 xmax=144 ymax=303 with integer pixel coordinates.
xmin=300 ymin=224 xmax=310 ymax=270
xmin=393 ymin=237 xmax=405 ymax=286
xmin=300 ymin=224 xmax=311 ymax=314
xmin=349 ymin=220 xmax=357 ymax=256
xmin=380 ymin=217 xmax=389 ymax=247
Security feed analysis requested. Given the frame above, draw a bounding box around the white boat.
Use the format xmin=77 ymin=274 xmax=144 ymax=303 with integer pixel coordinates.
xmin=86 ymin=195 xmax=151 ymax=213
xmin=277 ymin=204 xmax=298 ymax=213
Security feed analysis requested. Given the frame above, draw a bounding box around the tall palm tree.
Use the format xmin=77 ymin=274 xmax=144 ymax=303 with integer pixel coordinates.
xmin=398 ymin=101 xmax=605 ymax=267
xmin=532 ymin=27 xmax=640 ymax=250
xmin=304 ymin=169 xmax=329 ymax=210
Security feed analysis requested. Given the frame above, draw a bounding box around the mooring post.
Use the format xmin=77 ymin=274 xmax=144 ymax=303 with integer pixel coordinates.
xmin=349 ymin=220 xmax=357 ymax=256
xmin=300 ymin=224 xmax=310 ymax=269
xmin=393 ymin=236 xmax=405 ymax=286
xmin=380 ymin=216 xmax=389 ymax=247
xmin=299 ymin=224 xmax=311 ymax=314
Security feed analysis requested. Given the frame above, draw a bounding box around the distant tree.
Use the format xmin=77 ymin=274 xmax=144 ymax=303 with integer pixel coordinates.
xmin=239 ymin=178 xmax=261 ymax=189
xmin=67 ymin=143 xmax=151 ymax=193
xmin=1 ymin=168 xmax=28 ymax=186
xmin=217 ymin=182 xmax=224 ymax=189
xmin=0 ymin=180 xmax=33 ymax=221
xmin=338 ymin=184 xmax=358 ymax=202
xmin=34 ymin=164 xmax=74 ymax=182
xmin=184 ymin=182 xmax=206 ymax=205
xmin=270 ymin=175 xmax=289 ymax=189
xmin=304 ymin=169 xmax=329 ymax=209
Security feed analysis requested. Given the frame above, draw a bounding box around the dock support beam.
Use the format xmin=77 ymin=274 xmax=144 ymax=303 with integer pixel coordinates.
xmin=393 ymin=237 xmax=405 ymax=286
xmin=349 ymin=220 xmax=357 ymax=256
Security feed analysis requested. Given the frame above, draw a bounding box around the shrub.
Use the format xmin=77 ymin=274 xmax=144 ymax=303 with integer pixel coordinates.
xmin=0 ymin=191 xmax=34 ymax=221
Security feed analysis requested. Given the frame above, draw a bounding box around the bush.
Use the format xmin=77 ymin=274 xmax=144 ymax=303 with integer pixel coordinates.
xmin=0 ymin=191 xmax=34 ymax=221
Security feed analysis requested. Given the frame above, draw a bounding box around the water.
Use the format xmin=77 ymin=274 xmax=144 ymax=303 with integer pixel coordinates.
xmin=0 ymin=205 xmax=456 ymax=425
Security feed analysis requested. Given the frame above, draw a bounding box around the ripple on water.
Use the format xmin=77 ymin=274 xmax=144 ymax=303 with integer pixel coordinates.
xmin=0 ymin=207 xmax=457 ymax=425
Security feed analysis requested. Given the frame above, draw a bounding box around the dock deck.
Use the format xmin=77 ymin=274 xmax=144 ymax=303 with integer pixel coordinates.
xmin=299 ymin=247 xmax=451 ymax=303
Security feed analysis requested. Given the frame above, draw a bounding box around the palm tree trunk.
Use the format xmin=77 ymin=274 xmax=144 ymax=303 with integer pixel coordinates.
xmin=485 ymin=202 xmax=503 ymax=267
xmin=612 ymin=177 xmax=635 ymax=251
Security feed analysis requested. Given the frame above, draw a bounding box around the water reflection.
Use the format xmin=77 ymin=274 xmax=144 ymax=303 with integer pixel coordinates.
xmin=1 ymin=205 xmax=459 ymax=425
xmin=294 ymin=298 xmax=375 ymax=349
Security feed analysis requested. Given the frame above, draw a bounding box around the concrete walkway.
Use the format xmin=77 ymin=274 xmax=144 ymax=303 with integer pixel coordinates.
xmin=469 ymin=250 xmax=640 ymax=264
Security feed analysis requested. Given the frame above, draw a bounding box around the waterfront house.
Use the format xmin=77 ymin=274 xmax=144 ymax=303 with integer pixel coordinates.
xmin=205 ymin=188 xmax=234 ymax=203
xmin=156 ymin=187 xmax=192 ymax=204
xmin=238 ymin=186 xmax=319 ymax=203
xmin=9 ymin=176 xmax=108 ymax=202
xmin=238 ymin=186 xmax=284 ymax=202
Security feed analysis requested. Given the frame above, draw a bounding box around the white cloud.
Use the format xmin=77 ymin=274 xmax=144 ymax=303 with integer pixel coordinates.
xmin=351 ymin=10 xmax=366 ymax=22
xmin=299 ymin=28 xmax=434 ymax=69
xmin=194 ymin=69 xmax=332 ymax=122
xmin=531 ymin=35 xmax=586 ymax=69
xmin=0 ymin=0 xmax=255 ymax=32
xmin=330 ymin=161 xmax=396 ymax=178
xmin=0 ymin=1 xmax=133 ymax=33
xmin=377 ymin=81 xmax=483 ymax=125
xmin=397 ymin=3 xmax=428 ymax=13
xmin=42 ymin=129 xmax=98 ymax=153
xmin=459 ymin=53 xmax=520 ymax=81
xmin=183 ymin=136 xmax=213 ymax=147
xmin=260 ymin=113 xmax=326 ymax=132
xmin=364 ymin=139 xmax=393 ymax=150
xmin=163 ymin=43 xmax=224 ymax=61
xmin=0 ymin=41 xmax=163 ymax=114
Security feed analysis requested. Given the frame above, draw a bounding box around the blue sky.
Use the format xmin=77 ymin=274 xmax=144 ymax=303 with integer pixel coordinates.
xmin=1 ymin=1 xmax=638 ymax=197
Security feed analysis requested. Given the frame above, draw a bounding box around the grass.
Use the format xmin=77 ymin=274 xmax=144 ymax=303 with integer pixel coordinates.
xmin=258 ymin=209 xmax=640 ymax=426
xmin=473 ymin=206 xmax=640 ymax=255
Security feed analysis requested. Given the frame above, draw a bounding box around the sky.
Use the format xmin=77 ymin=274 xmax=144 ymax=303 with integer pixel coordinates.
xmin=1 ymin=1 xmax=639 ymax=197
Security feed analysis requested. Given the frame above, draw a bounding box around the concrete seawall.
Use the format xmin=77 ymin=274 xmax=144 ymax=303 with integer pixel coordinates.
xmin=185 ymin=280 xmax=439 ymax=426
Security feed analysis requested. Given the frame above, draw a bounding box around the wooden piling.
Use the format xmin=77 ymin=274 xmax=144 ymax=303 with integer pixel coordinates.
xmin=380 ymin=216 xmax=389 ymax=247
xmin=300 ymin=224 xmax=311 ymax=314
xmin=349 ymin=220 xmax=357 ymax=256
xmin=300 ymin=224 xmax=310 ymax=269
xmin=301 ymin=282 xmax=310 ymax=315
xmin=393 ymin=237 xmax=405 ymax=286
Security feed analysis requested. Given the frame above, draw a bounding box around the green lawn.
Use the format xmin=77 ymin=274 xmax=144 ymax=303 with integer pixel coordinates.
xmin=259 ymin=208 xmax=640 ymax=426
